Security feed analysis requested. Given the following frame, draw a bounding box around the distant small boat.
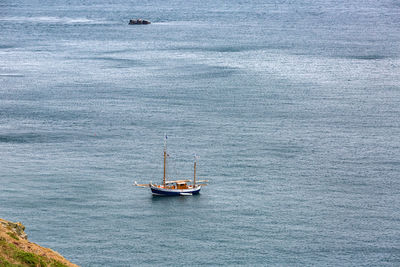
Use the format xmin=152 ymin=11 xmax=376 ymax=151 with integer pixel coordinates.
xmin=129 ymin=19 xmax=151 ymax=25
xmin=135 ymin=136 xmax=208 ymax=196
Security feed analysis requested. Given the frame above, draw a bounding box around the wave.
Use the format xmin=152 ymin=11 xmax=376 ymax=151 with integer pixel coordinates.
xmin=0 ymin=73 xmax=24 ymax=77
xmin=0 ymin=133 xmax=47 ymax=144
xmin=0 ymin=44 xmax=15 ymax=49
xmin=154 ymin=21 xmax=208 ymax=26
xmin=0 ymin=16 xmax=108 ymax=25
xmin=0 ymin=132 xmax=94 ymax=144
xmin=347 ymin=55 xmax=388 ymax=60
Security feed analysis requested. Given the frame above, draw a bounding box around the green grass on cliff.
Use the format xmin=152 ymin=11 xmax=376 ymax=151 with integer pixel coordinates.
xmin=6 ymin=232 xmax=19 ymax=241
xmin=0 ymin=237 xmax=68 ymax=267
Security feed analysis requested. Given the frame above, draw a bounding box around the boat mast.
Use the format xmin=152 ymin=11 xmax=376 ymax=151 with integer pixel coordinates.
xmin=163 ymin=135 xmax=167 ymax=187
xmin=193 ymin=155 xmax=197 ymax=187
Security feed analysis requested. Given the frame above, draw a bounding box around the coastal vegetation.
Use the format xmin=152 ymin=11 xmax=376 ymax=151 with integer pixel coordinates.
xmin=0 ymin=218 xmax=78 ymax=267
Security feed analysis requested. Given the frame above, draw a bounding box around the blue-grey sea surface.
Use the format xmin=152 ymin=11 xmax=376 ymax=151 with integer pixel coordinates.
xmin=1 ymin=0 xmax=400 ymax=266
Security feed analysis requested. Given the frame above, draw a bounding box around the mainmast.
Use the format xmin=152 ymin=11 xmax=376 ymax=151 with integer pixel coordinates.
xmin=193 ymin=155 xmax=197 ymax=187
xmin=163 ymin=135 xmax=167 ymax=187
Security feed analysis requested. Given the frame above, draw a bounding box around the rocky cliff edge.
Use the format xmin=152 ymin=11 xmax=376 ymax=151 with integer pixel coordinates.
xmin=0 ymin=218 xmax=79 ymax=267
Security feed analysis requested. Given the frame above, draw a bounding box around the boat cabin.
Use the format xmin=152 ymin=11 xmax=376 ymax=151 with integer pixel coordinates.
xmin=165 ymin=179 xmax=192 ymax=189
xmin=176 ymin=182 xmax=189 ymax=189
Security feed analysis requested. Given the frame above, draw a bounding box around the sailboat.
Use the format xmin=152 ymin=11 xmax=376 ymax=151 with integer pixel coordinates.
xmin=134 ymin=136 xmax=208 ymax=196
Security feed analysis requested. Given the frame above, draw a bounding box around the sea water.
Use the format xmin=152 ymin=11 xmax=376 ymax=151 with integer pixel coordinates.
xmin=1 ymin=0 xmax=400 ymax=265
